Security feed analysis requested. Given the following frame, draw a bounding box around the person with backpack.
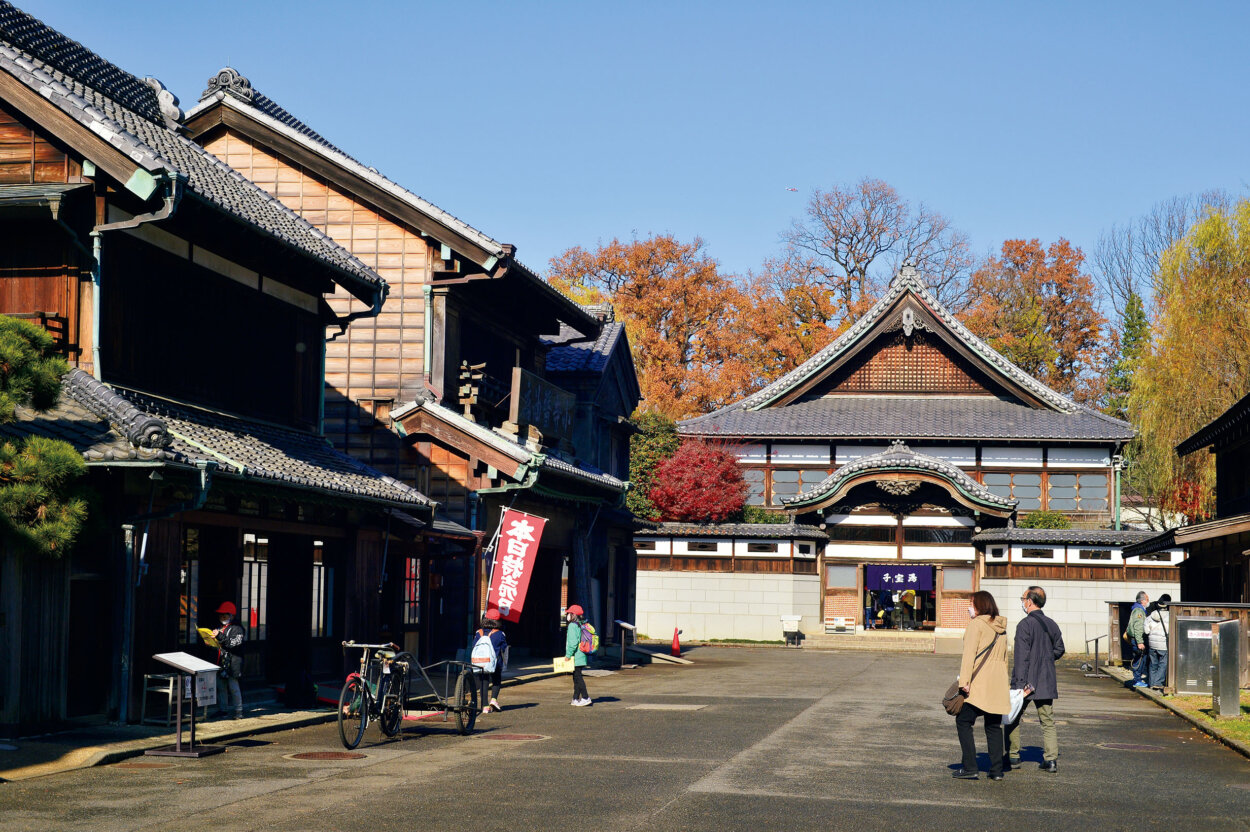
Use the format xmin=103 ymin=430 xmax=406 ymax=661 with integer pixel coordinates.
xmin=1142 ymin=594 xmax=1171 ymax=690
xmin=211 ymin=601 xmax=245 ymax=719
xmin=1004 ymin=585 xmax=1065 ymax=773
xmin=470 ymin=613 xmax=508 ymax=713
xmin=564 ymin=604 xmax=593 ymax=707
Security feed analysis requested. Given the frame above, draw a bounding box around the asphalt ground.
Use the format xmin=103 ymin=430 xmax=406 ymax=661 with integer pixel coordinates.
xmin=1 ymin=647 xmax=1247 ymax=831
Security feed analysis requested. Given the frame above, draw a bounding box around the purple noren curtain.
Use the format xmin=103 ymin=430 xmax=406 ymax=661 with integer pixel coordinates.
xmin=865 ymin=564 xmax=934 ymax=591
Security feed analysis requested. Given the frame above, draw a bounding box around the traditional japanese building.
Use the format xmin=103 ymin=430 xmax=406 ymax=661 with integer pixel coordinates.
xmin=181 ymin=70 xmax=638 ymax=658
xmin=1126 ymin=391 xmax=1250 ymax=604
xmin=0 ymin=3 xmax=441 ymax=732
xmin=641 ymin=266 xmax=1183 ymax=649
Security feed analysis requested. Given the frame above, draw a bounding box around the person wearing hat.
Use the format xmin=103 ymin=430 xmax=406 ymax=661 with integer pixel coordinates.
xmin=564 ymin=605 xmax=591 ymax=706
xmin=1142 ymin=593 xmax=1172 ymax=690
xmin=211 ymin=601 xmax=246 ymax=719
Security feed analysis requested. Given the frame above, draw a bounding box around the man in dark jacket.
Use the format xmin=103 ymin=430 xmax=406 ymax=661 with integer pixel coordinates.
xmin=1005 ymin=585 xmax=1065 ymax=773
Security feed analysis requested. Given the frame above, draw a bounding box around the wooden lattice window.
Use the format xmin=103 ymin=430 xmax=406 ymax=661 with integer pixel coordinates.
xmin=829 ymin=332 xmax=989 ymax=394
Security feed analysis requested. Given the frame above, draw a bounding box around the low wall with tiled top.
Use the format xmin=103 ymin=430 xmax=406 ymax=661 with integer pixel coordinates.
xmin=636 ymin=571 xmax=822 ymax=642
xmin=981 ymin=577 xmax=1179 ymax=654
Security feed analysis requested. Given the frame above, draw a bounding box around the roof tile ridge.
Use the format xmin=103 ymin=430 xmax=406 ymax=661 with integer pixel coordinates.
xmin=63 ymin=369 xmax=171 ymax=449
xmin=0 ymin=44 xmax=170 ymax=171
xmin=200 ymin=84 xmax=505 ymax=255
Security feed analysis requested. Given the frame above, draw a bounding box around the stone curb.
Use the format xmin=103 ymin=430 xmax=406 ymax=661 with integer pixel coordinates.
xmin=1101 ymin=665 xmax=1250 ymax=761
xmin=0 ymin=668 xmax=571 ymax=782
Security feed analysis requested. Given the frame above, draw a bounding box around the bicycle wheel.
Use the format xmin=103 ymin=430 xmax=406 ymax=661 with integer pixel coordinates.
xmin=453 ymin=668 xmax=479 ymax=735
xmin=337 ymin=677 xmax=369 ymax=750
xmin=380 ymin=662 xmax=409 ymax=737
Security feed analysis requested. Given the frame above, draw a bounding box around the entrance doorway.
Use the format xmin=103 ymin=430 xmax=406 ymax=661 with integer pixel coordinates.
xmin=863 ymin=564 xmax=935 ymax=630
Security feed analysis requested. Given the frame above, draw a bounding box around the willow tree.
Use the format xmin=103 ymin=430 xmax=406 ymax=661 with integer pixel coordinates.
xmin=1129 ymin=199 xmax=1250 ymax=521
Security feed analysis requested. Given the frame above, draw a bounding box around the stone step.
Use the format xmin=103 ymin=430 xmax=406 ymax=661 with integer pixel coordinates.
xmin=802 ymin=632 xmax=936 ymax=652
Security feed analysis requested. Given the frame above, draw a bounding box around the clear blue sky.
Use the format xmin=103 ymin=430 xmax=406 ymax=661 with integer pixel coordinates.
xmin=19 ymin=0 xmax=1250 ymax=280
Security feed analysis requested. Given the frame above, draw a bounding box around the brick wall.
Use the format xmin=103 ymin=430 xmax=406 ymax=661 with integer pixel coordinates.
xmin=940 ymin=597 xmax=970 ymax=629
xmin=824 ymin=590 xmax=861 ymax=624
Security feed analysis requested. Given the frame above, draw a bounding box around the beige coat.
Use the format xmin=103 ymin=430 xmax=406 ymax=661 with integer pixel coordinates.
xmin=958 ymin=615 xmax=1010 ymax=714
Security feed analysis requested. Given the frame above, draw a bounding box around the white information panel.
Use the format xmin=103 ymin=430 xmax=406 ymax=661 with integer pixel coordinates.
xmin=155 ymin=652 xmax=219 ymax=707
xmin=153 ymin=651 xmax=219 ymax=674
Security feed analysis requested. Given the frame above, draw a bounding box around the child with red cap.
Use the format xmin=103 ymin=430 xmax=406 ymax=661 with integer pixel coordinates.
xmin=564 ymin=605 xmax=591 ymax=706
xmin=211 ymin=601 xmax=245 ymax=719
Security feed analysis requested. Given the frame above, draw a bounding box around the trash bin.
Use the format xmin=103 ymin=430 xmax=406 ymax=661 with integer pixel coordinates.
xmin=781 ymin=615 xmax=802 ymax=647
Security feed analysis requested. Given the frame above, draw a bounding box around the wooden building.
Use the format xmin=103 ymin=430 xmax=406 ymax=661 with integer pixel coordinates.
xmin=181 ymin=70 xmax=639 ymax=658
xmin=0 ymin=4 xmax=441 ymax=733
xmin=1126 ymin=390 xmax=1250 ymax=604
xmin=648 ymin=266 xmax=1182 ymax=649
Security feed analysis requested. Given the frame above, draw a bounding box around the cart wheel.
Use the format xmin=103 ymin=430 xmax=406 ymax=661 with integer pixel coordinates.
xmin=338 ymin=677 xmax=369 ymax=749
xmin=380 ymin=663 xmax=409 ymax=737
xmin=454 ymin=668 xmax=479 ymax=735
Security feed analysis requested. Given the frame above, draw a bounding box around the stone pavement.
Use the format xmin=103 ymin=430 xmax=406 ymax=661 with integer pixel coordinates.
xmin=0 ymin=656 xmax=565 ymax=782
xmin=1102 ymin=663 xmax=1250 ymax=759
xmin=2 ymin=647 xmax=1248 ymax=831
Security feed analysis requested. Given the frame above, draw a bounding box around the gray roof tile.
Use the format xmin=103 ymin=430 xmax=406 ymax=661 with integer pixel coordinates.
xmin=544 ymin=321 xmax=624 ymax=374
xmin=681 ymin=396 xmax=1133 ymax=442
xmin=972 ymin=527 xmax=1161 ymax=547
xmin=0 ymin=370 xmax=429 ymax=508
xmin=0 ymin=6 xmax=384 ymax=298
xmin=634 ymin=522 xmax=829 ymax=541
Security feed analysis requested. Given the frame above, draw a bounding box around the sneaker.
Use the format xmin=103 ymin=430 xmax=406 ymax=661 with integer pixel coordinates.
xmin=1133 ymin=681 xmax=1148 ymax=688
xmin=489 ymin=699 xmax=501 ymax=711
xmin=481 ymin=706 xmax=492 ymax=714
xmin=573 ymin=698 xmax=592 ymax=707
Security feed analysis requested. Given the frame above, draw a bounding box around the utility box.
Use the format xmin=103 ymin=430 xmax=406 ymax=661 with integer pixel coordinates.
xmin=1175 ymin=616 xmax=1222 ymax=694
xmin=1212 ymin=619 xmax=1241 ymax=718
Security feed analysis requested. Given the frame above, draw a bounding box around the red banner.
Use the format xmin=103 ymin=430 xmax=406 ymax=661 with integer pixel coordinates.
xmin=486 ymin=509 xmax=546 ymax=623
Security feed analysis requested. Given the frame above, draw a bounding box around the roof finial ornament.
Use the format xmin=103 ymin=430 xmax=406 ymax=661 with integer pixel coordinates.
xmin=886 ymin=439 xmax=911 ymax=454
xmin=898 ymin=260 xmax=919 ymax=283
xmin=143 ymin=77 xmax=183 ymax=128
xmin=201 ymin=67 xmax=255 ymax=104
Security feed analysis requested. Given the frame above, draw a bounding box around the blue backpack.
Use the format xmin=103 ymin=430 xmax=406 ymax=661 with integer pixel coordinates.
xmin=471 ymin=632 xmax=497 ymax=673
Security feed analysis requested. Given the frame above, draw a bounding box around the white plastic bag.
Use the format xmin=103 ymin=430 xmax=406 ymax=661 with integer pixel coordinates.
xmin=1006 ymin=688 xmax=1027 ymax=724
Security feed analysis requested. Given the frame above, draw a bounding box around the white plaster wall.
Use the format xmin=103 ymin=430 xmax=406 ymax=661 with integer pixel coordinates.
xmin=636 ymin=571 xmax=822 ymax=642
xmin=980 ymin=577 xmax=1180 ymax=654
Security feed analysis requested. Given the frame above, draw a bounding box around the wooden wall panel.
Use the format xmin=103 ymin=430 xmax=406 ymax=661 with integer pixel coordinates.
xmin=0 ymin=102 xmax=76 ymax=184
xmin=200 ymin=130 xmax=431 ymax=479
xmin=825 ymin=331 xmax=991 ymax=395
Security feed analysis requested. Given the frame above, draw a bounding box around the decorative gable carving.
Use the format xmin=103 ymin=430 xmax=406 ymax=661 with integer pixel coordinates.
xmin=809 ymin=330 xmax=995 ymax=397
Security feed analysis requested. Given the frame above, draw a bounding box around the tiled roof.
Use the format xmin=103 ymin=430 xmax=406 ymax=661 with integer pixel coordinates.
xmin=544 ymin=321 xmax=625 ymax=374
xmin=680 ymin=395 xmax=1133 ymax=441
xmin=0 ymin=370 xmax=429 ymax=508
xmin=0 ymin=5 xmax=384 ymax=299
xmin=0 ymin=1 xmax=164 ymax=122
xmin=390 ymin=395 xmax=627 ymax=493
xmin=682 ymin=265 xmax=1134 ymax=443
xmin=185 ymin=68 xmax=504 ymax=264
xmin=784 ymin=440 xmax=1015 ymax=512
xmin=1175 ymin=388 xmax=1250 ymax=455
xmin=972 ymin=527 xmax=1163 ymax=547
xmin=184 ymin=69 xmax=599 ymax=334
xmin=633 ymin=522 xmax=829 ymax=541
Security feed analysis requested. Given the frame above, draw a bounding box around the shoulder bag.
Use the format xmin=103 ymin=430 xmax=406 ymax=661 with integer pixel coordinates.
xmin=942 ymin=631 xmax=1000 ymax=716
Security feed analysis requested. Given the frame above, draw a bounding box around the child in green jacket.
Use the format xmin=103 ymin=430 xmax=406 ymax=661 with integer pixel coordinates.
xmin=565 ymin=605 xmax=591 ymax=706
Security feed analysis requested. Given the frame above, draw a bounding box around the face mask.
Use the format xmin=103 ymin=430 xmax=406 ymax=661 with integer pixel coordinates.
xmin=967 ymin=606 xmax=977 ymax=619
xmin=220 ymin=617 xmax=230 ymax=625
xmin=1021 ymin=601 xmax=1028 ymax=613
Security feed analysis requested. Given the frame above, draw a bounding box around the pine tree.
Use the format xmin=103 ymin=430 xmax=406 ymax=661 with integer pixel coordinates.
xmin=1104 ymin=292 xmax=1149 ymax=421
xmin=0 ymin=315 xmax=86 ymax=557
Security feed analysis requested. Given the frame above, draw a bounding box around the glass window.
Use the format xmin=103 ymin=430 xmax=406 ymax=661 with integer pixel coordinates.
xmin=687 ymin=541 xmax=718 ymax=552
xmin=746 ymin=542 xmax=779 ymax=553
xmin=634 ymin=540 xmax=656 ymax=551
xmin=242 ymin=533 xmax=269 ymax=640
xmin=311 ymin=541 xmax=331 ymax=638
xmin=772 ymin=470 xmax=800 ymax=483
xmin=827 ymin=525 xmax=895 ymax=543
xmin=744 ymin=468 xmax=766 ymax=505
xmin=401 ymin=556 xmax=419 ymax=626
xmin=903 ymin=527 xmax=974 ymax=544
xmin=1048 ymin=472 xmax=1109 ymax=512
xmin=825 ymin=564 xmax=858 ymax=587
xmin=1021 ymin=548 xmax=1055 ymax=559
xmin=944 ymin=567 xmax=974 ymax=591
xmin=179 ymin=528 xmax=200 ymax=646
xmin=1078 ymin=550 xmax=1112 ymax=560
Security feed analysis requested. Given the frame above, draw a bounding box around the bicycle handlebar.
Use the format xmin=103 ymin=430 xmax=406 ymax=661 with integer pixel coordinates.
xmin=341 ymin=640 xmax=400 ymax=651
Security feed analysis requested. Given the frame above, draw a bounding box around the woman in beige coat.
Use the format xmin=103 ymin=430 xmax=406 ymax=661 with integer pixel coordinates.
xmin=952 ymin=590 xmax=1009 ymax=780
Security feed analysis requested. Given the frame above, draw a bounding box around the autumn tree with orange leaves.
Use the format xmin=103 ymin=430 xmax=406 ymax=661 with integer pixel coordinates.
xmin=548 ymin=235 xmax=762 ymax=419
xmin=962 ymin=239 xmax=1106 ymax=403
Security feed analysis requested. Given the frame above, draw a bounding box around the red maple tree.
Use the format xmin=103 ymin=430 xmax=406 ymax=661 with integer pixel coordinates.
xmin=647 ymin=440 xmax=749 ymax=523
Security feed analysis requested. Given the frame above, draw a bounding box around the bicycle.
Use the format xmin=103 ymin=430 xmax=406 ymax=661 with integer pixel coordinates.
xmin=338 ymin=641 xmax=481 ymax=749
xmin=338 ymin=642 xmax=413 ymax=749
